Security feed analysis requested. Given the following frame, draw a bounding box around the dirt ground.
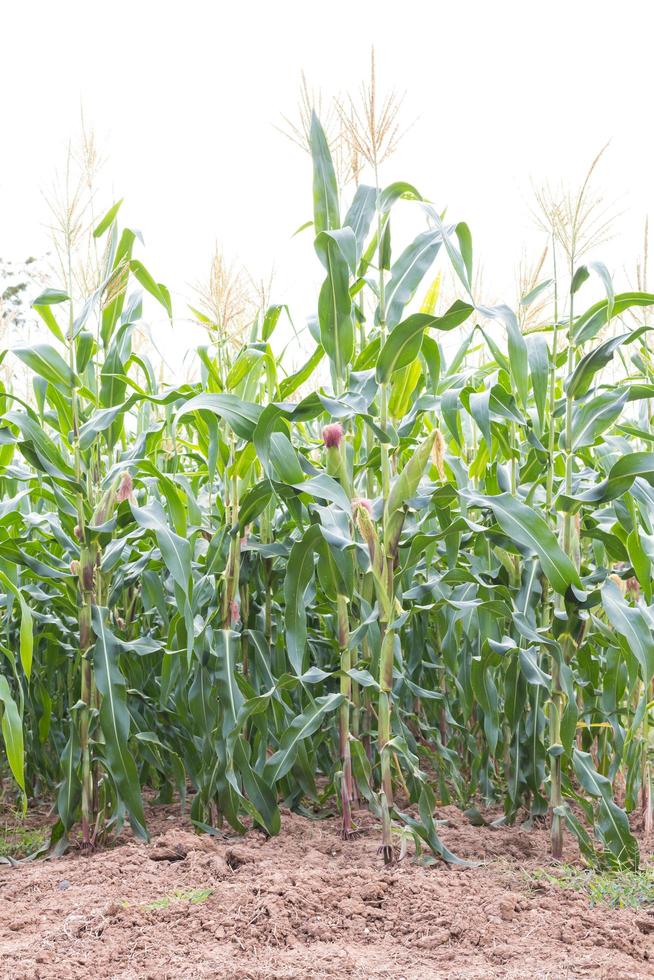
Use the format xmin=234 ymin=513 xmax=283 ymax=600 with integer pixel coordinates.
xmin=1 ymin=799 xmax=654 ymax=980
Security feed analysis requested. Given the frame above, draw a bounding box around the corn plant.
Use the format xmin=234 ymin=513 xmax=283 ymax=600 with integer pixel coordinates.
xmin=1 ymin=114 xmax=654 ymax=871
xmin=0 ymin=208 xmax=184 ymax=845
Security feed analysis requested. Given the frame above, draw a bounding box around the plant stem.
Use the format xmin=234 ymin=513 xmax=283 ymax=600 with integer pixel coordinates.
xmin=374 ymin=161 xmax=396 ymax=862
xmin=337 ymin=594 xmax=354 ymax=836
xmin=550 ymin=256 xmax=578 ymax=860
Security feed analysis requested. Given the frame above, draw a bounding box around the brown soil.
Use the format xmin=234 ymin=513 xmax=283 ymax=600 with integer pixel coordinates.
xmin=1 ymin=801 xmax=654 ymax=980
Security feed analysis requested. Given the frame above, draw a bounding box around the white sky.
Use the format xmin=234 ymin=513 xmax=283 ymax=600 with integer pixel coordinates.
xmin=2 ymin=0 xmax=654 ymax=376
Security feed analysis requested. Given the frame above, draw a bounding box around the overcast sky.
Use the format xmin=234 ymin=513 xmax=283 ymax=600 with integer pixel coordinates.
xmin=2 ymin=0 xmax=653 ymax=374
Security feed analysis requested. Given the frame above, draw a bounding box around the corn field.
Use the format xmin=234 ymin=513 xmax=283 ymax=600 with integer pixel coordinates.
xmin=2 ymin=111 xmax=654 ymax=873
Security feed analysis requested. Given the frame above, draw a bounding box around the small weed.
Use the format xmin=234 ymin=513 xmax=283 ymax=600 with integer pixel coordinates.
xmin=135 ymin=887 xmax=214 ymax=911
xmin=0 ymin=823 xmax=47 ymax=859
xmin=526 ymin=864 xmax=654 ymax=909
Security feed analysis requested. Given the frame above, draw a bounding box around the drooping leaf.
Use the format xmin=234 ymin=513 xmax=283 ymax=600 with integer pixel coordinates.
xmin=376 ymin=303 xmax=474 ymax=382
xmin=91 ymin=607 xmax=148 ymax=840
xmin=382 ymin=230 xmax=443 ymax=329
xmin=12 ymin=344 xmax=75 ymax=389
xmin=461 ymin=490 xmax=581 ymax=595
xmin=175 ymin=392 xmax=263 ymax=441
xmin=264 ymin=693 xmax=344 ymax=784
xmin=0 ymin=675 xmax=25 ymax=804
xmin=284 ymin=525 xmax=322 ymax=674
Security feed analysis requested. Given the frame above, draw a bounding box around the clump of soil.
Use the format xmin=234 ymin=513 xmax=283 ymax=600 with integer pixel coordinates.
xmin=1 ymin=800 xmax=653 ymax=979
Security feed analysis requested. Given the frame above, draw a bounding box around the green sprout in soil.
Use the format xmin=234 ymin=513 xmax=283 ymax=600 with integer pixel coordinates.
xmin=132 ymin=888 xmax=214 ymax=912
xmin=526 ymin=865 xmax=654 ymax=909
xmin=0 ymin=823 xmax=47 ymax=859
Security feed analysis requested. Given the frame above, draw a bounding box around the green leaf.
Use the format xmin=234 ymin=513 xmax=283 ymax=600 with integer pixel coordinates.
xmin=572 ymin=748 xmax=638 ymax=869
xmin=343 ymin=184 xmax=376 ymax=258
xmin=455 ymin=223 xmax=473 ymax=285
xmin=101 ymin=228 xmax=137 ymax=346
xmin=3 ymin=409 xmax=77 ymax=484
xmin=279 ymin=346 xmax=324 ymax=399
xmin=626 ymin=527 xmax=652 ymax=603
xmin=32 ymin=290 xmax=69 ymax=343
xmin=32 ymin=288 xmax=70 ymax=306
xmin=520 ymin=279 xmax=553 ymax=307
xmin=572 ymin=292 xmax=654 ymax=345
xmin=229 ymin=737 xmax=280 ymax=836
xmin=131 ymin=502 xmax=192 ymax=598
xmin=293 ymin=474 xmax=352 ymax=514
xmin=129 ymin=260 xmax=172 ymax=318
xmin=589 ymin=261 xmax=615 ymax=319
xmin=0 ymin=675 xmax=25 ymax=802
xmin=12 ymin=344 xmax=75 ymax=388
xmin=175 ymin=392 xmax=263 ymax=441
xmin=461 ymin=490 xmax=581 ymax=595
xmin=269 ymin=433 xmax=306 ymax=484
xmin=396 ymin=783 xmax=476 ymax=866
xmin=0 ymin=571 xmax=33 ymax=680
xmin=478 ymin=305 xmax=529 ymax=407
xmin=526 ymin=333 xmax=549 ymax=431
xmin=571 ymin=265 xmax=591 ymax=294
xmin=264 ymin=693 xmax=344 ymax=784
xmin=310 ymin=112 xmax=339 ymax=234
xmin=382 ymin=230 xmax=443 ymax=330
xmin=566 ymin=328 xmax=649 ymax=398
xmin=76 ymin=329 xmax=96 ymax=374
xmin=215 ymin=630 xmax=245 ymax=737
xmin=467 ymin=389 xmax=492 ymax=449
xmin=284 ymin=525 xmax=322 ymax=674
xmin=261 ymin=304 xmax=286 ymax=341
xmin=424 ymin=209 xmax=471 ymax=294
xmin=93 ymin=199 xmax=124 ymax=238
xmin=315 ymin=230 xmax=354 ymax=379
xmin=91 ymin=607 xmax=148 ymax=840
xmin=602 ymin=580 xmax=654 ymax=687
xmin=376 ymin=303 xmax=474 ymax=382
xmin=379 ymin=181 xmax=423 ymax=213
xmin=559 ymin=451 xmax=654 ymax=506
xmin=57 ymin=723 xmax=81 ymax=831
xmin=570 ymin=389 xmax=628 ymax=449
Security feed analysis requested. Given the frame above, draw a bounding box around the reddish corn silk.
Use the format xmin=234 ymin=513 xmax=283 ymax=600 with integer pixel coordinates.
xmin=322 ymin=423 xmax=344 ymax=449
xmin=74 ymin=524 xmax=82 ymax=540
xmin=229 ymin=599 xmax=240 ymax=626
xmin=70 ymin=560 xmax=80 ymax=576
xmin=117 ymin=471 xmax=134 ymax=503
xmin=352 ymin=497 xmax=372 ymax=514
